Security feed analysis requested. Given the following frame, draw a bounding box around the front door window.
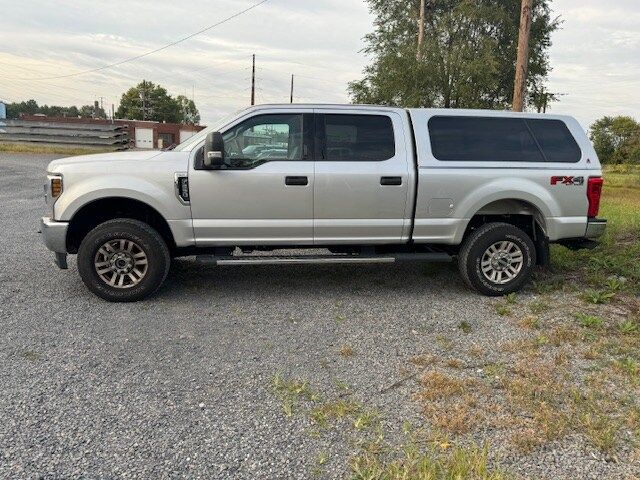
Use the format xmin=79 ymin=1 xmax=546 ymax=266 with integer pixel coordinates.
xmin=222 ymin=114 xmax=304 ymax=169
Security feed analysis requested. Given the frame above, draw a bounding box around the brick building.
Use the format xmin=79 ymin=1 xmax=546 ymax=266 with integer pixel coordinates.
xmin=18 ymin=115 xmax=205 ymax=149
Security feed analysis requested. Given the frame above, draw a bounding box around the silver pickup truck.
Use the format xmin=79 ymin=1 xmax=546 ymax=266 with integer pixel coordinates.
xmin=40 ymin=104 xmax=606 ymax=302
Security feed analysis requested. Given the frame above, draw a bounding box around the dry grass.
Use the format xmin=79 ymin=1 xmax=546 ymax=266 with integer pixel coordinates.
xmin=0 ymin=141 xmax=115 ymax=156
xmin=446 ymin=359 xmax=463 ymax=369
xmin=416 ymin=370 xmax=471 ymax=401
xmin=412 ymin=329 xmax=637 ymax=455
xmin=339 ymin=344 xmax=355 ymax=357
xmin=415 ymin=371 xmax=486 ymax=435
xmin=410 ymin=354 xmax=437 ymax=367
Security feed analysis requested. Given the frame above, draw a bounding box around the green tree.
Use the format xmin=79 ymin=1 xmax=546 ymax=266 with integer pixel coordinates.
xmin=590 ymin=116 xmax=640 ymax=164
xmin=349 ymin=0 xmax=559 ymax=109
xmin=116 ymin=80 xmax=198 ymax=124
xmin=176 ymin=95 xmax=200 ymax=125
xmin=5 ymin=99 xmax=101 ymax=119
xmin=6 ymin=99 xmax=39 ymax=118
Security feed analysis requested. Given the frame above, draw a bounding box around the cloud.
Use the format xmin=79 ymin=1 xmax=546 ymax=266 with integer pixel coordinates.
xmin=0 ymin=0 xmax=638 ymax=128
xmin=545 ymin=0 xmax=640 ymax=127
xmin=0 ymin=0 xmax=373 ymax=121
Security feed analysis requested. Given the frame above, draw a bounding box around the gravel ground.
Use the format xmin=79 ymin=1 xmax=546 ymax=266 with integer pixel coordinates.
xmin=0 ymin=152 xmax=635 ymax=479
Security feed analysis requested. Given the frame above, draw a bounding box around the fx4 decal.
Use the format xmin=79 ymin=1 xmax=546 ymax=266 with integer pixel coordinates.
xmin=550 ymin=176 xmax=584 ymax=186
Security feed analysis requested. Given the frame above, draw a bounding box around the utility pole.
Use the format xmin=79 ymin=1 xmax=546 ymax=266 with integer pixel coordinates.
xmin=111 ymin=103 xmax=115 ymax=123
xmin=290 ymin=74 xmax=294 ymax=103
xmin=140 ymin=80 xmax=148 ymax=120
xmin=251 ymin=54 xmax=256 ymax=106
xmin=417 ymin=0 xmax=426 ymax=61
xmin=513 ymin=0 xmax=533 ymax=112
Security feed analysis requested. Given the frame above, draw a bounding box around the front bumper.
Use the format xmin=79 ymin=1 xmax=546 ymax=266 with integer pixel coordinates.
xmin=40 ymin=217 xmax=69 ymax=269
xmin=585 ymin=218 xmax=607 ymax=239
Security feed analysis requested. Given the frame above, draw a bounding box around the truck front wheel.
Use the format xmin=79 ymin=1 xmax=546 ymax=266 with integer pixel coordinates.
xmin=458 ymin=222 xmax=535 ymax=296
xmin=77 ymin=219 xmax=170 ymax=302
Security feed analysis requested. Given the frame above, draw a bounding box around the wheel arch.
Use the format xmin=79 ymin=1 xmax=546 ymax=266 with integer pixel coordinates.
xmin=66 ymin=197 xmax=177 ymax=254
xmin=459 ymin=198 xmax=550 ymax=266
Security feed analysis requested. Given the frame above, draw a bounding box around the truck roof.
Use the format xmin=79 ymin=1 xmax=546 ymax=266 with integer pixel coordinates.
xmin=245 ymin=103 xmax=577 ymax=122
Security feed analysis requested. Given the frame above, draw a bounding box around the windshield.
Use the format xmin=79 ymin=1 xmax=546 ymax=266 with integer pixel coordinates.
xmin=174 ymin=109 xmax=245 ymax=152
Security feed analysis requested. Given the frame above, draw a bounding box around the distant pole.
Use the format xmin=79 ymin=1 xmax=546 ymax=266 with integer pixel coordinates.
xmin=513 ymin=0 xmax=533 ymax=112
xmin=251 ymin=54 xmax=256 ymax=106
xmin=290 ymin=75 xmax=294 ymax=103
xmin=417 ymin=0 xmax=426 ymax=60
xmin=111 ymin=103 xmax=115 ymax=122
xmin=141 ymin=80 xmax=147 ymax=120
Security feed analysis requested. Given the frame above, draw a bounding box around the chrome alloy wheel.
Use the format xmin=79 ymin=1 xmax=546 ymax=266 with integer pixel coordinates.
xmin=480 ymin=241 xmax=524 ymax=285
xmin=94 ymin=239 xmax=148 ymax=289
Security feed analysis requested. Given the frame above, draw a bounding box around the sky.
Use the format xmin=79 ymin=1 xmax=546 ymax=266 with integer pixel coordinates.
xmin=0 ymin=0 xmax=638 ymax=130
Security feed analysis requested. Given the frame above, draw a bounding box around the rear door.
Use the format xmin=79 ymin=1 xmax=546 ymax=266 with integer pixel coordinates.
xmin=313 ymin=109 xmax=412 ymax=244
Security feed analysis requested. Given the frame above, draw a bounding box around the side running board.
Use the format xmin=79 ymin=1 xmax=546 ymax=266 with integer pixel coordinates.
xmin=196 ymin=252 xmax=452 ymax=266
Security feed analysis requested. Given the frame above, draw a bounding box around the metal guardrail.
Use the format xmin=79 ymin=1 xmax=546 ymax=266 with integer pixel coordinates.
xmin=0 ymin=119 xmax=130 ymax=148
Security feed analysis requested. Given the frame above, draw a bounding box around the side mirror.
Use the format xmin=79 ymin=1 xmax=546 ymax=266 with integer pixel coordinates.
xmin=203 ymin=132 xmax=225 ymax=168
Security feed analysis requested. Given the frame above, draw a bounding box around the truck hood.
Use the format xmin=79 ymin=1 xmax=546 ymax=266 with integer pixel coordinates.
xmin=48 ymin=150 xmax=163 ymax=170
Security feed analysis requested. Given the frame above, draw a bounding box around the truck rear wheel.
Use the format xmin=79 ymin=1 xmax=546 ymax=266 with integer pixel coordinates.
xmin=77 ymin=219 xmax=170 ymax=302
xmin=458 ymin=222 xmax=535 ymax=296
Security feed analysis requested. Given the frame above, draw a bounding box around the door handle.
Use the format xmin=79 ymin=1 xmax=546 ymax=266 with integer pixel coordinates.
xmin=380 ymin=176 xmax=402 ymax=186
xmin=285 ymin=176 xmax=308 ymax=186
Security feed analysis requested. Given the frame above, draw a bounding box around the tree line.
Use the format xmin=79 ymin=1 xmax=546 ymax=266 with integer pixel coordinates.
xmin=4 ymin=100 xmax=107 ymax=120
xmin=4 ymin=80 xmax=200 ymax=125
xmin=590 ymin=116 xmax=640 ymax=164
xmin=352 ymin=0 xmax=639 ymax=164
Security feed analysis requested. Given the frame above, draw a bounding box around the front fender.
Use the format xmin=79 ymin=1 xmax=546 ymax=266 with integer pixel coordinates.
xmin=54 ymin=175 xmax=189 ymax=222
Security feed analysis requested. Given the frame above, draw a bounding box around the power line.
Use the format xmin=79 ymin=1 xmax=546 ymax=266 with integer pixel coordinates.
xmin=6 ymin=0 xmax=269 ymax=81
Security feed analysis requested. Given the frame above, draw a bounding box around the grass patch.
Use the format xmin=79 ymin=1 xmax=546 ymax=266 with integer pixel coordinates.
xmin=22 ymin=350 xmax=40 ymax=362
xmin=581 ymin=289 xmax=616 ymax=305
xmin=0 ymin=141 xmax=116 ymax=156
xmin=551 ymin=165 xmax=640 ymax=293
xmin=272 ymin=374 xmax=381 ymax=435
xmin=528 ymin=299 xmax=550 ymax=314
xmin=272 ymin=373 xmax=319 ymax=417
xmin=504 ymin=293 xmax=518 ymax=305
xmin=349 ymin=440 xmax=508 ymax=479
xmin=339 ymin=344 xmax=355 ymax=357
xmin=311 ymin=399 xmax=361 ymax=428
xmin=575 ymin=313 xmax=604 ymax=329
xmin=519 ymin=315 xmax=540 ymax=330
xmin=458 ymin=321 xmax=472 ymax=334
xmin=415 ymin=371 xmax=483 ymax=435
xmin=618 ymin=318 xmax=639 ymax=335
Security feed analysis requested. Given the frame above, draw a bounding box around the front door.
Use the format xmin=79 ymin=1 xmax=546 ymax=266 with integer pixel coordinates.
xmin=189 ymin=112 xmax=314 ymax=246
xmin=313 ymin=110 xmax=412 ymax=244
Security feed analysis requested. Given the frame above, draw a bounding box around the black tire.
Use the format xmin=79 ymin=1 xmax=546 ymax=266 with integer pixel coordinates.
xmin=458 ymin=222 xmax=535 ymax=296
xmin=77 ymin=219 xmax=170 ymax=302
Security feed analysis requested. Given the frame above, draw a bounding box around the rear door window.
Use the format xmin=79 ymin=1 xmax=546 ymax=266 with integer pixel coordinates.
xmin=428 ymin=116 xmax=544 ymax=162
xmin=323 ymin=114 xmax=395 ymax=161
